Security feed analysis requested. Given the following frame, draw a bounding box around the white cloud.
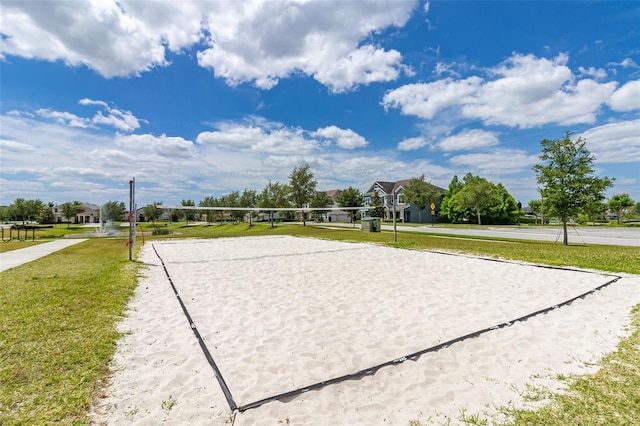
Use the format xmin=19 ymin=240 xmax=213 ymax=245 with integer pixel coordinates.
xmin=383 ymin=53 xmax=619 ymax=128
xmin=449 ymin=149 xmax=539 ymax=175
xmin=607 ymin=58 xmax=639 ymax=69
xmin=0 ymin=0 xmax=169 ymax=77
xmin=580 ymin=120 xmax=640 ymax=163
xmin=314 ymin=125 xmax=368 ymax=149
xmin=35 ymin=109 xmax=91 ymax=128
xmin=464 ymin=54 xmax=617 ymax=128
xmin=398 ymin=136 xmax=428 ymax=151
xmin=437 ymin=129 xmax=499 ymax=151
xmin=24 ymin=99 xmax=144 ymax=132
xmin=0 ymin=139 xmax=37 ymax=152
xmin=196 ymin=120 xmax=317 ymax=154
xmin=382 ymin=77 xmax=483 ymax=119
xmin=0 ymin=0 xmax=418 ymax=91
xmin=578 ymin=66 xmax=607 ymax=80
xmin=433 ymin=61 xmax=461 ymax=78
xmin=115 ymin=133 xmax=196 ymax=158
xmin=196 ymin=1 xmax=417 ymax=92
xmin=80 ymin=98 xmax=144 ymax=132
xmin=609 ymin=80 xmax=640 ymax=112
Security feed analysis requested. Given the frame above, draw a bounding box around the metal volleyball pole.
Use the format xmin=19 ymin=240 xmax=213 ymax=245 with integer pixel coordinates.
xmin=393 ymin=188 xmax=397 ymax=242
xmin=129 ymin=178 xmax=135 ymax=261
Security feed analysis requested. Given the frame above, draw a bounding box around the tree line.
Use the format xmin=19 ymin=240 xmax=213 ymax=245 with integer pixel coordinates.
xmin=0 ymin=200 xmax=127 ymax=228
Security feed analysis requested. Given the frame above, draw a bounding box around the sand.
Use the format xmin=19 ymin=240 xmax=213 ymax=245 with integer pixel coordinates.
xmin=90 ymin=236 xmax=640 ymax=425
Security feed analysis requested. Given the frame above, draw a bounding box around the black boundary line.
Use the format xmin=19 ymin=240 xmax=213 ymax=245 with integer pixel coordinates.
xmin=151 ymin=240 xmax=623 ymax=414
xmin=238 ymin=274 xmax=621 ymax=412
xmin=151 ymin=244 xmax=238 ymax=412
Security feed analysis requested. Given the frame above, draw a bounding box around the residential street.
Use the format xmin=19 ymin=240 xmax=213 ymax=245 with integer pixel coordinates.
xmin=313 ymin=223 xmax=640 ymax=247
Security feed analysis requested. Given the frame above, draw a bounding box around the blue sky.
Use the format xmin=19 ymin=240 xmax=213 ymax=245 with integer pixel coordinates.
xmin=1 ymin=1 xmax=639 ymax=208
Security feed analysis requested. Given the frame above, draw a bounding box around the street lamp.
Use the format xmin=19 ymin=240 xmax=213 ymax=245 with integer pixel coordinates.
xmin=517 ymin=201 xmax=522 ymax=226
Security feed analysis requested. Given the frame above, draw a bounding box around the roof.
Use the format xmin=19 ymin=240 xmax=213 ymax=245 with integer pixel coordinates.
xmin=365 ymin=179 xmax=444 ymax=195
xmin=324 ymin=189 xmax=343 ymax=201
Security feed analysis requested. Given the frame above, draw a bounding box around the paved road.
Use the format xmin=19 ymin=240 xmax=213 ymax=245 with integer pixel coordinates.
xmin=0 ymin=239 xmax=88 ymax=273
xmin=313 ymin=223 xmax=640 ymax=247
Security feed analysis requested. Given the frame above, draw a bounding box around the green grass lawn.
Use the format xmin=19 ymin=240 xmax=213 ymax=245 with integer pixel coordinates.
xmin=0 ymin=241 xmax=45 ymax=253
xmin=0 ymin=223 xmax=638 ymax=425
xmin=0 ymin=239 xmax=139 ymax=425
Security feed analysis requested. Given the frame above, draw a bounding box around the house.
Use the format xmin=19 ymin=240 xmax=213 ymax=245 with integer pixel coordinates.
xmin=324 ymin=189 xmax=351 ymax=223
xmin=53 ymin=202 xmax=102 ymax=224
xmin=363 ymin=180 xmax=445 ymax=223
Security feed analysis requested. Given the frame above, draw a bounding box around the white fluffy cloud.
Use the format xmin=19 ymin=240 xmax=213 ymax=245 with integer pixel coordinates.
xmin=314 ymin=126 xmax=368 ymax=149
xmin=398 ymin=136 xmax=429 ymax=151
xmin=437 ymin=129 xmax=499 ymax=151
xmin=449 ymin=149 xmax=539 ymax=175
xmin=608 ymin=80 xmax=640 ymax=112
xmin=1 ymin=0 xmax=416 ymax=91
xmin=0 ymin=0 xmax=169 ymax=77
xmin=196 ymin=121 xmax=317 ymax=155
xmin=0 ymin=110 xmax=453 ymax=204
xmin=27 ymin=99 xmax=144 ymax=132
xmin=196 ymin=0 xmax=416 ymax=92
xmin=115 ymin=133 xmax=196 ymax=158
xmin=35 ymin=109 xmax=91 ymax=128
xmin=383 ymin=53 xmax=619 ymax=128
xmin=196 ymin=119 xmax=369 ymax=154
xmin=580 ymin=120 xmax=640 ymax=163
xmin=383 ymin=77 xmax=482 ymax=120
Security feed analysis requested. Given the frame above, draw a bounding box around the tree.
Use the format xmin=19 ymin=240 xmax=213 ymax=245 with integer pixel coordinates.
xmin=533 ymin=131 xmax=614 ymax=245
xmin=454 ymin=175 xmax=501 ymax=225
xmin=102 ymin=201 xmax=126 ymax=222
xmin=144 ymin=202 xmax=163 ymax=226
xmin=239 ymin=189 xmax=258 ymax=224
xmin=198 ymin=196 xmax=219 ymax=225
xmin=608 ymin=193 xmax=635 ymax=224
xmin=289 ymin=163 xmax=317 ymax=225
xmin=9 ymin=198 xmax=43 ymax=225
xmin=309 ymin=191 xmax=332 ymax=221
xmin=9 ymin=198 xmax=28 ymax=224
xmin=39 ymin=202 xmax=56 ymax=224
xmin=440 ymin=175 xmax=465 ymax=223
xmin=0 ymin=206 xmax=9 ymax=222
xmin=369 ymin=189 xmax=385 ymax=218
xmin=487 ymin=183 xmax=519 ymax=225
xmin=528 ymin=199 xmax=542 ymax=224
xmin=258 ymin=181 xmax=291 ymax=226
xmin=225 ymin=191 xmax=243 ymax=223
xmin=336 ymin=186 xmax=364 ymax=224
xmin=582 ymin=200 xmax=606 ymax=225
xmin=180 ymin=199 xmax=196 ymax=224
xmin=61 ymin=201 xmax=83 ymax=228
xmin=403 ymin=174 xmax=441 ymax=223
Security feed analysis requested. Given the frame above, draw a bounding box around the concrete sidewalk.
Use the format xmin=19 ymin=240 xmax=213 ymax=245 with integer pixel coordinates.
xmin=0 ymin=239 xmax=88 ymax=273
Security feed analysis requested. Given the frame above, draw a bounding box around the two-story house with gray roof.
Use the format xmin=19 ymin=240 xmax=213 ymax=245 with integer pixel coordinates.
xmin=363 ymin=179 xmax=445 ymax=223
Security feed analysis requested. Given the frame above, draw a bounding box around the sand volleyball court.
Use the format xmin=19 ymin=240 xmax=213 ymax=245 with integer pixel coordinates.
xmin=91 ymin=236 xmax=640 ymax=425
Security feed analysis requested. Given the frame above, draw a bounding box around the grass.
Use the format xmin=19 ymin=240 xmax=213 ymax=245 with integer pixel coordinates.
xmin=0 ymin=239 xmax=139 ymax=425
xmin=0 ymin=222 xmax=637 ymax=425
xmin=495 ymin=305 xmax=640 ymax=425
xmin=0 ymin=241 xmax=44 ymax=253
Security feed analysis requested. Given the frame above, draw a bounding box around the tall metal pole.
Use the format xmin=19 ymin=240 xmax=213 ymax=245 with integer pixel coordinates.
xmin=392 ymin=189 xmax=397 ymax=242
xmin=129 ymin=178 xmax=135 ymax=261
